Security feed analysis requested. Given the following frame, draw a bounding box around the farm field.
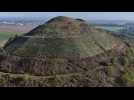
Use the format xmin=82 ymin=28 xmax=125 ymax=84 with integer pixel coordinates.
xmin=0 ymin=24 xmax=36 ymax=47
xmin=0 ymin=32 xmax=23 ymax=47
xmin=95 ymin=26 xmax=124 ymax=32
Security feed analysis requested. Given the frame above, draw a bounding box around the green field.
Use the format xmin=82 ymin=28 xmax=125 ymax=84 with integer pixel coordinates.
xmin=0 ymin=32 xmax=23 ymax=47
xmin=95 ymin=26 xmax=124 ymax=32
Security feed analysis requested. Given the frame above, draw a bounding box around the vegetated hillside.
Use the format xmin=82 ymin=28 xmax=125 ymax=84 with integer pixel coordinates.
xmin=4 ymin=16 xmax=125 ymax=58
xmin=0 ymin=16 xmax=134 ymax=87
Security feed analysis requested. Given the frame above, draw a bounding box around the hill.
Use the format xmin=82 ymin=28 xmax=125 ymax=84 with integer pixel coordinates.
xmin=0 ymin=16 xmax=134 ymax=87
xmin=4 ymin=16 xmax=126 ymax=58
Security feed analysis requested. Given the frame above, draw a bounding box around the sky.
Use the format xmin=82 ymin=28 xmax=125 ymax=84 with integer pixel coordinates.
xmin=0 ymin=12 xmax=134 ymax=20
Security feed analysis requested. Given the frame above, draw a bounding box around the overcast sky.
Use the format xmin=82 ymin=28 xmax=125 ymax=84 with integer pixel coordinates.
xmin=0 ymin=12 xmax=134 ymax=20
